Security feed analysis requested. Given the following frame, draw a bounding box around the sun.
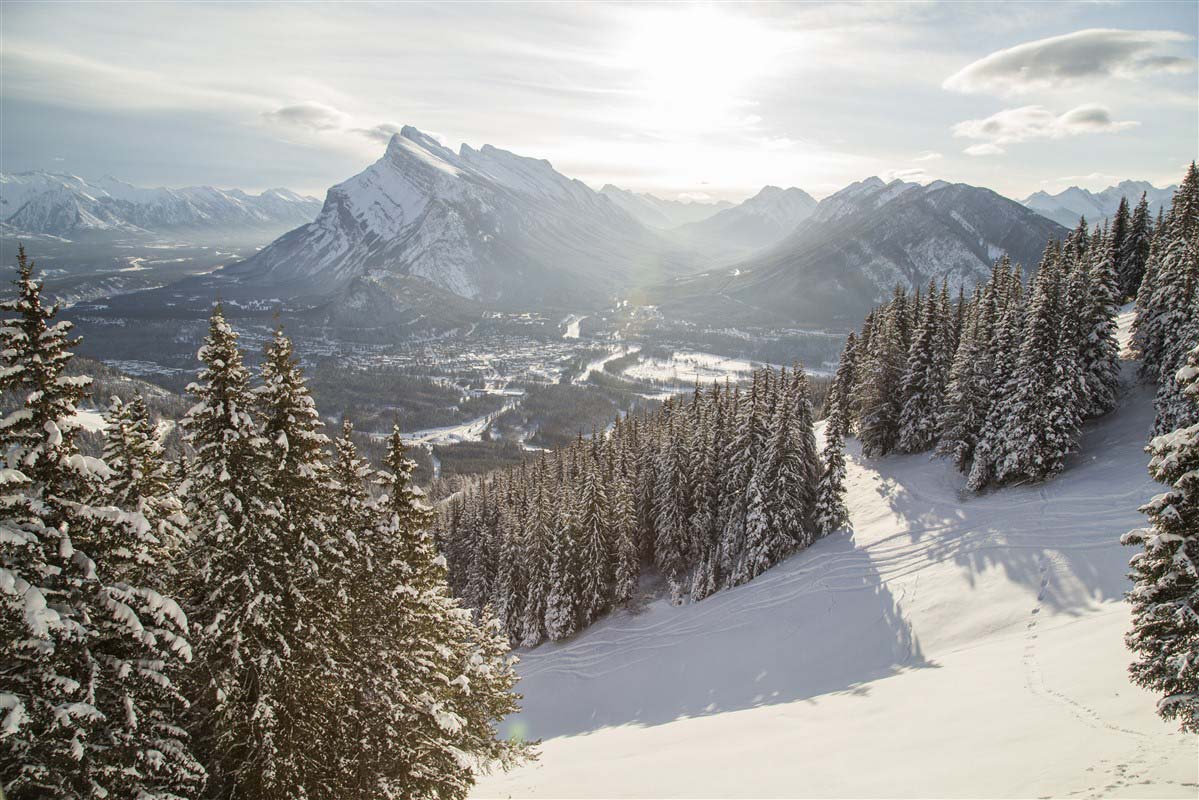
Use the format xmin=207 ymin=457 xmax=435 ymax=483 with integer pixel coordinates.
xmin=619 ymin=5 xmax=786 ymax=132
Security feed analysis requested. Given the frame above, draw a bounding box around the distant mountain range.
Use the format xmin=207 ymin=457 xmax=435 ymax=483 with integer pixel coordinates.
xmin=1022 ymin=180 xmax=1176 ymax=229
xmin=47 ymin=128 xmax=1155 ymax=334
xmin=599 ymin=185 xmax=732 ymax=229
xmin=0 ymin=171 xmax=322 ymax=238
xmin=653 ymin=177 xmax=1066 ymax=328
xmin=672 ymin=185 xmax=816 ymax=256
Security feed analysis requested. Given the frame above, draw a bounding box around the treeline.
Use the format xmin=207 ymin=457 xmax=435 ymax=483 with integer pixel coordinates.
xmin=1 ymin=247 xmax=530 ymax=800
xmin=833 ymin=194 xmax=1155 ymax=490
xmin=436 ymin=365 xmax=850 ymax=646
xmin=1123 ymin=163 xmax=1199 ymax=734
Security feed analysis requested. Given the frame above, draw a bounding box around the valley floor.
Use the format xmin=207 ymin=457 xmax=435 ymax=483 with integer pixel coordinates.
xmin=472 ymin=369 xmax=1198 ymax=798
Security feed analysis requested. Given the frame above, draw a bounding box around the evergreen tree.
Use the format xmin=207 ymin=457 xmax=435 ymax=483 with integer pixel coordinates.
xmin=1080 ymin=226 xmax=1123 ymax=418
xmin=182 ymin=305 xmax=291 ymax=799
xmin=372 ymin=427 xmax=532 ymax=797
xmin=967 ymin=263 xmax=1026 ymax=491
xmin=814 ymin=374 xmax=850 ymax=536
xmin=1135 ymin=164 xmax=1199 ymax=387
xmin=898 ymin=279 xmax=950 ymax=453
xmin=576 ymin=454 xmax=613 ymax=626
xmin=611 ymin=454 xmax=641 ymax=606
xmin=858 ymin=291 xmax=907 ymax=457
xmin=1120 ymin=193 xmax=1152 ymax=301
xmin=0 ymin=247 xmax=201 ymax=799
xmin=1123 ymin=342 xmax=1199 ymax=733
xmin=938 ymin=290 xmax=988 ymax=471
xmin=99 ymin=393 xmax=188 ymax=587
xmin=996 ymin=246 xmax=1079 ymax=485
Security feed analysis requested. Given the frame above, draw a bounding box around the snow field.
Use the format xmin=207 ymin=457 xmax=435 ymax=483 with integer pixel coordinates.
xmin=474 ymin=358 xmax=1197 ymax=797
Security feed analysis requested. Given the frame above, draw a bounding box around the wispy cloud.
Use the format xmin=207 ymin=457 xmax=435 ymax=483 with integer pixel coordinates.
xmin=944 ymin=28 xmax=1195 ymax=96
xmin=953 ymin=104 xmax=1138 ymax=155
xmin=262 ymin=101 xmax=349 ymax=132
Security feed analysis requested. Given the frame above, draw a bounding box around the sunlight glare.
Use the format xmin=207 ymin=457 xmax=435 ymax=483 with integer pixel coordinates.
xmin=620 ymin=5 xmax=786 ymax=133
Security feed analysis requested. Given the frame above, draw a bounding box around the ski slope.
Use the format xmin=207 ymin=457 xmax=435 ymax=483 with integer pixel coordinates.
xmin=474 ymin=350 xmax=1197 ymax=797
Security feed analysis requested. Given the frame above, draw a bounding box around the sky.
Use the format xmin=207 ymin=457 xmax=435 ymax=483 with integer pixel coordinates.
xmin=1 ymin=1 xmax=1196 ymax=202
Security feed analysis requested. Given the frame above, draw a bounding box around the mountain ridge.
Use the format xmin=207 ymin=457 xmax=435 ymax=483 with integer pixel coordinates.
xmin=1022 ymin=179 xmax=1176 ymax=228
xmin=0 ymin=170 xmax=322 ymax=237
xmin=223 ymin=125 xmax=706 ymax=320
xmin=651 ymin=176 xmax=1065 ymax=328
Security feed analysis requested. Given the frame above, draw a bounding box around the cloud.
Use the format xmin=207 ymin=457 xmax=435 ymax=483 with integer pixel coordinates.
xmin=912 ymin=151 xmax=942 ymax=162
xmin=882 ymin=167 xmax=933 ymax=182
xmin=953 ymin=104 xmax=1137 ymax=155
xmin=944 ymin=28 xmax=1195 ymax=95
xmin=965 ymin=143 xmax=1006 ymax=157
xmin=262 ymin=101 xmax=350 ymax=131
xmin=354 ymin=123 xmax=403 ymax=143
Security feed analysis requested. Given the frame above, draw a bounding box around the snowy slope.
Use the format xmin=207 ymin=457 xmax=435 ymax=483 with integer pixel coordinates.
xmin=474 ymin=322 xmax=1197 ymax=798
xmin=1024 ymin=181 xmax=1176 ymax=229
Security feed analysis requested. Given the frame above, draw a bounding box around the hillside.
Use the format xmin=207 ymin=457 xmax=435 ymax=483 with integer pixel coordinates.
xmin=473 ymin=312 xmax=1198 ymax=798
xmin=653 ymin=178 xmax=1065 ymax=329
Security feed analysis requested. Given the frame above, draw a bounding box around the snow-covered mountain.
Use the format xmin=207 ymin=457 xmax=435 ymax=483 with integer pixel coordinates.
xmin=1023 ymin=180 xmax=1176 ymax=228
xmin=671 ymin=185 xmax=817 ymax=255
xmin=657 ymin=177 xmax=1065 ymax=327
xmin=0 ymin=171 xmax=322 ymax=237
xmin=599 ymin=185 xmax=732 ymax=229
xmin=474 ymin=329 xmax=1198 ymax=797
xmin=226 ymin=126 xmax=700 ymax=317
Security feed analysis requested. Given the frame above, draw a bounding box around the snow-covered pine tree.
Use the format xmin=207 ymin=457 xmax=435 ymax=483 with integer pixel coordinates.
xmin=182 ymin=304 xmax=298 ymax=799
xmin=1079 ymin=224 xmax=1123 ymax=419
xmin=788 ymin=366 xmax=823 ymax=536
xmin=1120 ymin=192 xmax=1153 ymax=301
xmin=373 ymin=426 xmax=532 ymax=797
xmin=829 ymin=332 xmax=859 ymax=435
xmin=494 ymin=477 xmax=528 ymax=644
xmin=520 ymin=460 xmax=552 ymax=646
xmin=687 ymin=384 xmax=723 ymax=597
xmin=742 ymin=398 xmax=798 ymax=583
xmin=898 ymin=279 xmax=950 ymax=453
xmin=1144 ymin=165 xmax=1199 ymax=436
xmin=544 ymin=479 xmax=581 ymax=638
xmin=654 ymin=416 xmax=692 ymax=588
xmin=718 ymin=385 xmax=760 ymax=588
xmin=858 ymin=289 xmax=908 ymax=457
xmin=1123 ymin=341 xmax=1199 ymax=733
xmin=576 ymin=452 xmax=613 ymax=626
xmin=938 ymin=288 xmax=988 ymax=471
xmin=1134 ymin=164 xmax=1198 ymax=388
xmin=996 ymin=243 xmax=1081 ymax=485
xmin=611 ymin=447 xmax=641 ymax=606
xmin=0 ymin=247 xmax=201 ymax=799
xmin=967 ymin=260 xmax=1026 ymax=491
xmin=254 ymin=325 xmax=349 ymax=793
xmin=814 ymin=371 xmax=850 ymax=536
xmin=99 ymin=393 xmax=187 ymax=587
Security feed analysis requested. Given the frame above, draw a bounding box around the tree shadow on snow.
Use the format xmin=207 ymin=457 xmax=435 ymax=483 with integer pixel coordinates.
xmin=847 ymin=381 xmax=1160 ymax=617
xmin=503 ymin=530 xmax=934 ymax=741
